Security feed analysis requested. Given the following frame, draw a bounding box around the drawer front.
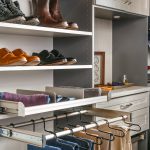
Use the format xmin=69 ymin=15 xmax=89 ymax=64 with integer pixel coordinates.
xmin=96 ymin=92 xmax=149 ymax=112
xmin=131 ymin=108 xmax=149 ymax=136
xmin=95 ymin=0 xmax=131 ymax=13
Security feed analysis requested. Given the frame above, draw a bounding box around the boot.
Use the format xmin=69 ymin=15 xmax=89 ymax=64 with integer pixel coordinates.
xmin=49 ymin=0 xmax=79 ymax=30
xmin=34 ymin=0 xmax=68 ymax=28
xmin=49 ymin=0 xmax=63 ymax=22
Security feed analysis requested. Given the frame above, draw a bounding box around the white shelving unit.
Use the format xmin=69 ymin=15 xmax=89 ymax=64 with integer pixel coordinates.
xmin=0 ymin=65 xmax=92 ymax=72
xmin=0 ymin=96 xmax=107 ymax=117
xmin=0 ymin=23 xmax=92 ymax=37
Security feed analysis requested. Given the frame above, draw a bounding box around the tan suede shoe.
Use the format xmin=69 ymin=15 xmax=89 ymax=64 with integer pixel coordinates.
xmin=0 ymin=48 xmax=27 ymax=66
xmin=12 ymin=49 xmax=40 ymax=66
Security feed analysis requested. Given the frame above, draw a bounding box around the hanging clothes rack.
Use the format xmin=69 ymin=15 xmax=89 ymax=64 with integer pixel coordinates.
xmin=0 ymin=108 xmax=130 ymax=148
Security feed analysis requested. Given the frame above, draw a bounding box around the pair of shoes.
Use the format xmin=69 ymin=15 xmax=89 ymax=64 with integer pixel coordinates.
xmin=32 ymin=0 xmax=79 ymax=30
xmin=0 ymin=0 xmax=40 ymax=25
xmin=32 ymin=49 xmax=77 ymax=66
xmin=0 ymin=48 xmax=40 ymax=66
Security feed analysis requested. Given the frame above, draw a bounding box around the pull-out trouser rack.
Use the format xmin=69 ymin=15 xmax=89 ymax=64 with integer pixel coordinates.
xmin=0 ymin=108 xmax=130 ymax=147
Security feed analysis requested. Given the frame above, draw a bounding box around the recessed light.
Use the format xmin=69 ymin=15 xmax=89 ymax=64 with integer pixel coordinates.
xmin=113 ymin=16 xmax=121 ymax=19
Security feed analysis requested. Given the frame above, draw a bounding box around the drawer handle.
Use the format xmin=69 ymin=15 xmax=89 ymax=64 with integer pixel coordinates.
xmin=120 ymin=103 xmax=133 ymax=109
xmin=123 ymin=0 xmax=129 ymax=4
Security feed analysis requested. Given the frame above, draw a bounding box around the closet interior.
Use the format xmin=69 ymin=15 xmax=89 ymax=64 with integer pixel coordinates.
xmin=0 ymin=0 xmax=149 ymax=150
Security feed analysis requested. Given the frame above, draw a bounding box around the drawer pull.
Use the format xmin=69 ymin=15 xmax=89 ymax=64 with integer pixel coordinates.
xmin=120 ymin=103 xmax=133 ymax=109
xmin=123 ymin=0 xmax=129 ymax=4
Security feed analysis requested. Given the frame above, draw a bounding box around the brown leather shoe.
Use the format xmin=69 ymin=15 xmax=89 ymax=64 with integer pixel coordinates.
xmin=33 ymin=0 xmax=68 ymax=28
xmin=12 ymin=49 xmax=40 ymax=66
xmin=49 ymin=0 xmax=63 ymax=22
xmin=0 ymin=48 xmax=27 ymax=66
xmin=49 ymin=0 xmax=79 ymax=30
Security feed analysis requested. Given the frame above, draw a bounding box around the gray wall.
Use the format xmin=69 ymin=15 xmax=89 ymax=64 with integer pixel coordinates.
xmin=113 ymin=17 xmax=148 ymax=86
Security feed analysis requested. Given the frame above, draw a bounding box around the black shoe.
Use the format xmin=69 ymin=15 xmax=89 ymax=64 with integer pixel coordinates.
xmin=51 ymin=49 xmax=77 ymax=65
xmin=32 ymin=50 xmax=67 ymax=65
xmin=0 ymin=0 xmax=25 ymax=23
xmin=14 ymin=1 xmax=40 ymax=26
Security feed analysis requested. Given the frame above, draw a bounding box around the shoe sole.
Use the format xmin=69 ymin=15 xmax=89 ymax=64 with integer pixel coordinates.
xmin=0 ymin=60 xmax=27 ymax=66
xmin=3 ymin=16 xmax=26 ymax=24
xmin=43 ymin=59 xmax=67 ymax=66
xmin=64 ymin=59 xmax=77 ymax=65
xmin=24 ymin=60 xmax=40 ymax=66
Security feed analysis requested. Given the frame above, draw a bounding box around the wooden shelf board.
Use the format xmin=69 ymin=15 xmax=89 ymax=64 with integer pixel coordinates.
xmin=0 ymin=23 xmax=92 ymax=37
xmin=0 ymin=96 xmax=107 ymax=117
xmin=0 ymin=65 xmax=92 ymax=71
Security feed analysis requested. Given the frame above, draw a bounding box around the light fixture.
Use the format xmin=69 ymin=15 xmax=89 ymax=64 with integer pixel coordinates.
xmin=113 ymin=15 xmax=121 ymax=19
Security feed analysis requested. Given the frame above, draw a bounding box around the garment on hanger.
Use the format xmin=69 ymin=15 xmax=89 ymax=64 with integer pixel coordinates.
xmin=74 ymin=130 xmax=101 ymax=150
xmin=87 ymin=125 xmax=132 ymax=150
xmin=46 ymin=138 xmax=80 ymax=150
xmin=60 ymin=135 xmax=94 ymax=150
xmin=28 ymin=144 xmax=61 ymax=150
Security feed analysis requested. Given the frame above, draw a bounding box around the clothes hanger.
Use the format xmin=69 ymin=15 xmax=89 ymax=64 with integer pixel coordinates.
xmin=91 ymin=121 xmax=115 ymax=142
xmin=54 ymin=113 xmax=92 ymax=150
xmin=31 ymin=119 xmax=36 ymax=132
xmin=121 ymin=116 xmax=141 ymax=132
xmin=82 ymin=124 xmax=103 ymax=146
xmin=103 ymin=119 xmax=125 ymax=138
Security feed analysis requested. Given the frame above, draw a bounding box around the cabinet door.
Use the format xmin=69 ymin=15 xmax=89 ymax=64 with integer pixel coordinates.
xmin=129 ymin=0 xmax=149 ymax=16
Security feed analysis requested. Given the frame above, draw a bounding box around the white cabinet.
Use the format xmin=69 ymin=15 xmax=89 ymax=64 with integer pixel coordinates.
xmin=95 ymin=0 xmax=149 ymax=16
xmin=129 ymin=0 xmax=149 ymax=16
xmin=96 ymin=91 xmax=150 ymax=136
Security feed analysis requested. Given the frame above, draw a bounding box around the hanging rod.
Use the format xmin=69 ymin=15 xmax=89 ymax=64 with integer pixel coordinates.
xmin=8 ymin=110 xmax=88 ymax=128
xmin=45 ymin=115 xmax=128 ymax=141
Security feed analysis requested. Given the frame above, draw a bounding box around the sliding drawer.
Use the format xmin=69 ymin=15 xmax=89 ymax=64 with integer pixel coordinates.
xmin=131 ymin=108 xmax=149 ymax=136
xmin=96 ymin=92 xmax=149 ymax=112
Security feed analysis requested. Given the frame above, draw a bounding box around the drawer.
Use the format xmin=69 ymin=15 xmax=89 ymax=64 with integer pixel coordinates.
xmin=131 ymin=108 xmax=149 ymax=136
xmin=95 ymin=0 xmax=130 ymax=12
xmin=96 ymin=92 xmax=149 ymax=112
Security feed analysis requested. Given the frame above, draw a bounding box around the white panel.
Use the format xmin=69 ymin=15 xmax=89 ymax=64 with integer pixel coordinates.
xmin=0 ymin=112 xmax=54 ymax=150
xmin=94 ymin=18 xmax=112 ymax=83
xmin=0 ymin=31 xmax=54 ymax=149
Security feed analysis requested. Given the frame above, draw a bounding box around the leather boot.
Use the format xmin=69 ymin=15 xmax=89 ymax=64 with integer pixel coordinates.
xmin=49 ymin=0 xmax=79 ymax=30
xmin=49 ymin=0 xmax=63 ymax=22
xmin=35 ymin=0 xmax=68 ymax=28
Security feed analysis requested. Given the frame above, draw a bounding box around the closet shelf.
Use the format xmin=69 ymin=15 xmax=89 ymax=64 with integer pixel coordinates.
xmin=0 ymin=65 xmax=92 ymax=71
xmin=0 ymin=96 xmax=107 ymax=117
xmin=0 ymin=23 xmax=92 ymax=37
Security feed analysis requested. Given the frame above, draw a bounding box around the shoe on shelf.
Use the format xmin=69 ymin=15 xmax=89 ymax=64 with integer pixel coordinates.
xmin=51 ymin=49 xmax=77 ymax=65
xmin=32 ymin=0 xmax=68 ymax=28
xmin=12 ymin=49 xmax=40 ymax=66
xmin=0 ymin=48 xmax=27 ymax=66
xmin=67 ymin=22 xmax=79 ymax=30
xmin=32 ymin=50 xmax=67 ymax=65
xmin=13 ymin=1 xmax=40 ymax=26
xmin=2 ymin=0 xmax=26 ymax=24
xmin=49 ymin=0 xmax=79 ymax=30
xmin=0 ymin=0 xmax=25 ymax=23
